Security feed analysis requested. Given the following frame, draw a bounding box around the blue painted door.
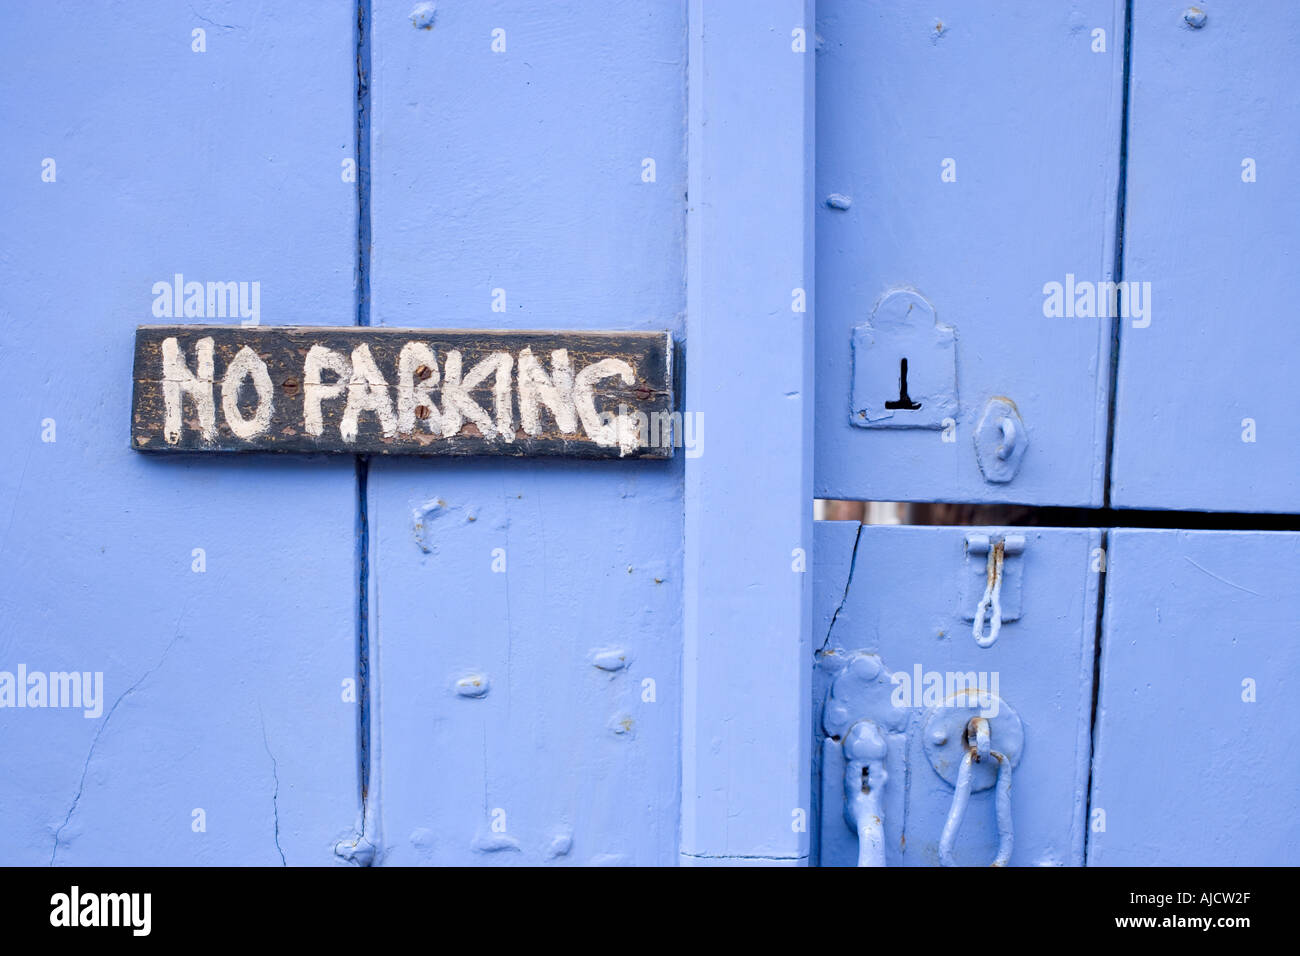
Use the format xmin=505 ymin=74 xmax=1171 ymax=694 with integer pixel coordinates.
xmin=814 ymin=522 xmax=1100 ymax=866
xmin=1 ymin=0 xmax=815 ymax=869
xmin=811 ymin=0 xmax=1299 ymax=867
xmin=362 ymin=2 xmax=690 ymax=866
xmin=1 ymin=1 xmax=360 ymax=864
xmin=363 ymin=0 xmax=813 ymax=867
xmin=1109 ymin=3 xmax=1300 ymax=512
xmin=815 ymin=0 xmax=1126 ymax=507
xmin=3 ymin=0 xmax=1295 ymax=870
xmin=1088 ymin=531 xmax=1300 ymax=865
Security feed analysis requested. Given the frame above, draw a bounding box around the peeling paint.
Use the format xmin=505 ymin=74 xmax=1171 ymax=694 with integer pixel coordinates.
xmin=608 ymin=713 xmax=635 ymax=737
xmin=412 ymin=498 xmax=471 ymax=553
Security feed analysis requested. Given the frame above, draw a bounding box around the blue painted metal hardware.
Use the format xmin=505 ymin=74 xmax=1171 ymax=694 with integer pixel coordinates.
xmin=923 ymin=690 xmax=1023 ymax=791
xmin=850 ymin=289 xmax=958 ymax=430
xmin=842 ymin=720 xmax=888 ymax=867
xmin=961 ymin=532 xmax=1025 ymax=646
xmin=938 ymin=740 xmax=1014 ymax=868
xmin=925 ymin=692 xmax=1021 ymax=867
xmin=973 ymin=397 xmax=1028 ymax=483
xmin=821 ymin=653 xmax=910 ymax=867
xmin=822 ymin=653 xmax=910 ymax=741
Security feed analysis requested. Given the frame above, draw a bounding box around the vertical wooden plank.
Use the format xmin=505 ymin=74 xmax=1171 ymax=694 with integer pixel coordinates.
xmin=814 ymin=0 xmax=1127 ymax=506
xmin=1110 ymin=3 xmax=1300 ymax=512
xmin=1089 ymin=530 xmax=1300 ymax=864
xmin=680 ymin=0 xmax=815 ymax=865
xmin=0 ymin=2 xmax=358 ymax=863
xmin=367 ymin=0 xmax=687 ymax=865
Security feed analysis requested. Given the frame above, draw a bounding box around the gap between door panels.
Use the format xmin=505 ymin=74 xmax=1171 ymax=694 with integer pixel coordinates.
xmin=352 ymin=0 xmax=377 ymax=864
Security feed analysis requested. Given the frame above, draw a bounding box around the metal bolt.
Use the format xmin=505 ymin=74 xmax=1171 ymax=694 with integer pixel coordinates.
xmin=410 ymin=2 xmax=436 ymax=30
xmin=1183 ymin=7 xmax=1207 ymax=28
xmin=635 ymin=385 xmax=651 ymax=401
xmin=415 ymin=405 xmax=431 ymax=420
xmin=281 ymin=377 xmax=299 ymax=392
xmin=455 ymin=674 xmax=489 ymax=698
xmin=415 ymin=364 xmax=432 ymax=380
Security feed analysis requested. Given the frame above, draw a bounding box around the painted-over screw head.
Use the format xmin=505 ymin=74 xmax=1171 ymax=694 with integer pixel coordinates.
xmin=1183 ymin=7 xmax=1207 ymax=28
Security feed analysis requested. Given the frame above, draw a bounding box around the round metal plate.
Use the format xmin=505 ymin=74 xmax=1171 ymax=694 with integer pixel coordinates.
xmin=923 ymin=690 xmax=1023 ymax=792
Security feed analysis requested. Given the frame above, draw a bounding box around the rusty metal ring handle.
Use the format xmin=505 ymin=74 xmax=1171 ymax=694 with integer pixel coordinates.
xmin=938 ymin=734 xmax=1014 ymax=867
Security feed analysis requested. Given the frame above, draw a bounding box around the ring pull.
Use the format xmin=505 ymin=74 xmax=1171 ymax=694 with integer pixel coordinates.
xmin=938 ymin=717 xmax=1014 ymax=867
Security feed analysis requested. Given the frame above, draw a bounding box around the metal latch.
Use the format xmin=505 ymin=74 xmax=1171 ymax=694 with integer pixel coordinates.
xmin=823 ymin=652 xmax=1025 ymax=867
xmin=821 ymin=653 xmax=909 ymax=867
xmin=960 ymin=532 xmax=1025 ymax=647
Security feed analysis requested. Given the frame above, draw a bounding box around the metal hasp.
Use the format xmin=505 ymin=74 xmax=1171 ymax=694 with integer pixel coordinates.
xmin=842 ymin=720 xmax=888 ymax=867
xmin=821 ymin=653 xmax=910 ymax=867
xmin=850 ymin=289 xmax=958 ymax=429
xmin=973 ymin=397 xmax=1028 ymax=482
xmin=924 ymin=690 xmax=1023 ymax=866
xmin=960 ymin=532 xmax=1026 ymax=647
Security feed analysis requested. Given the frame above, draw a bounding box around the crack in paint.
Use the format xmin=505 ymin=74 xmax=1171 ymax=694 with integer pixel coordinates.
xmin=1183 ymin=556 xmax=1261 ymax=596
xmin=817 ymin=522 xmax=864 ymax=654
xmin=189 ymin=8 xmax=245 ymax=30
xmin=50 ymin=634 xmax=183 ymax=865
xmin=260 ymin=708 xmax=287 ymax=866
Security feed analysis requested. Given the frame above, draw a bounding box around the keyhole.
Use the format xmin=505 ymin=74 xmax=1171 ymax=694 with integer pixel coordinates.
xmin=884 ymin=357 xmax=922 ymax=411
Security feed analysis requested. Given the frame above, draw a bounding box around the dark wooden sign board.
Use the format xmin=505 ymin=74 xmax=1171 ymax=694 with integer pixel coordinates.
xmin=131 ymin=326 xmax=676 ymax=459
